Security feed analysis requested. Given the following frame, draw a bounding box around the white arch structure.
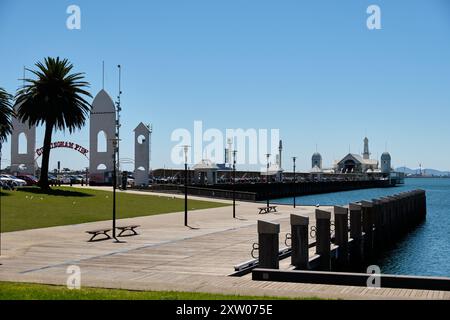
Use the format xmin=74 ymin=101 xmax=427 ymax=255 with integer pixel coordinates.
xmin=89 ymin=90 xmax=116 ymax=184
xmin=134 ymin=122 xmax=152 ymax=186
xmin=10 ymin=89 xmax=152 ymax=185
xmin=10 ymin=103 xmax=37 ymax=175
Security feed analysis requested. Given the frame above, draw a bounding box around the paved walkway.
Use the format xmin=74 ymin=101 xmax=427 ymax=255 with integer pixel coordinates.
xmin=0 ymin=187 xmax=449 ymax=300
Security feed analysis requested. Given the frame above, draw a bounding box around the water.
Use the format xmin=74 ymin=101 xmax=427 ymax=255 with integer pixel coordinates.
xmin=272 ymin=178 xmax=450 ymax=277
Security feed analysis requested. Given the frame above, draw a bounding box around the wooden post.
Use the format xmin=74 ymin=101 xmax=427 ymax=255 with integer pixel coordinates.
xmin=349 ymin=202 xmax=363 ymax=269
xmin=371 ymin=199 xmax=383 ymax=253
xmin=409 ymin=191 xmax=416 ymax=226
xmin=361 ymin=200 xmax=374 ymax=262
xmin=334 ymin=206 xmax=349 ymax=270
xmin=388 ymin=195 xmax=398 ymax=243
xmin=406 ymin=192 xmax=413 ymax=230
xmin=404 ymin=192 xmax=411 ymax=230
xmin=389 ymin=195 xmax=400 ymax=240
xmin=257 ymin=220 xmax=280 ymax=269
xmin=381 ymin=198 xmax=391 ymax=249
xmin=415 ymin=190 xmax=421 ymax=224
xmin=315 ymin=209 xmax=331 ymax=271
xmin=414 ymin=190 xmax=424 ymax=225
xmin=419 ymin=189 xmax=427 ymax=221
xmin=290 ymin=214 xmax=309 ymax=270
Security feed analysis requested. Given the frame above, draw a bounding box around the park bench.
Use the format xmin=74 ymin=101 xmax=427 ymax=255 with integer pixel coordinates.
xmin=86 ymin=228 xmax=112 ymax=242
xmin=258 ymin=206 xmax=278 ymax=214
xmin=117 ymin=225 xmax=140 ymax=237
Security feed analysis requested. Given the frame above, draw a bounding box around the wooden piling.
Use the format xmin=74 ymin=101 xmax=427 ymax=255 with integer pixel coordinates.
xmin=257 ymin=220 xmax=280 ymax=269
xmin=360 ymin=200 xmax=374 ymax=261
xmin=371 ymin=199 xmax=383 ymax=253
xmin=349 ymin=202 xmax=363 ymax=269
xmin=334 ymin=206 xmax=349 ymax=269
xmin=379 ymin=197 xmax=392 ymax=247
xmin=290 ymin=214 xmax=309 ymax=270
xmin=252 ymin=189 xmax=427 ymax=274
xmin=315 ymin=209 xmax=331 ymax=271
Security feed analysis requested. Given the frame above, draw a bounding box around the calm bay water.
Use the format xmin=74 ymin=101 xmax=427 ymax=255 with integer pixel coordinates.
xmin=272 ymin=178 xmax=450 ymax=277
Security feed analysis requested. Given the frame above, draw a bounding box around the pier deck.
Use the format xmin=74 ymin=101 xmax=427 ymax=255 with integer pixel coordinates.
xmin=0 ymin=187 xmax=448 ymax=300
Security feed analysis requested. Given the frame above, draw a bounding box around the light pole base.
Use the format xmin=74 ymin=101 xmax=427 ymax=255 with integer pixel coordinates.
xmin=113 ymin=237 xmax=126 ymax=243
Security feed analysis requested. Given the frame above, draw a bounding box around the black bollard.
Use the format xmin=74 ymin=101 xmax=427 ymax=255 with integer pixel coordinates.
xmin=257 ymin=220 xmax=280 ymax=269
xmin=334 ymin=206 xmax=349 ymax=270
xmin=290 ymin=214 xmax=309 ymax=270
xmin=361 ymin=200 xmax=374 ymax=262
xmin=371 ymin=199 xmax=383 ymax=253
xmin=315 ymin=209 xmax=331 ymax=271
xmin=349 ymin=202 xmax=363 ymax=269
xmin=379 ymin=197 xmax=392 ymax=247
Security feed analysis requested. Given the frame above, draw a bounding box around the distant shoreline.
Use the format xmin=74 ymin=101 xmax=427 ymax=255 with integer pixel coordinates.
xmin=405 ymin=176 xmax=450 ymax=179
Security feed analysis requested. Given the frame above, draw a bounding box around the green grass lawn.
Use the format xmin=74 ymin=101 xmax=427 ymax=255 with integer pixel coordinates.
xmin=0 ymin=282 xmax=318 ymax=300
xmin=0 ymin=187 xmax=228 ymax=232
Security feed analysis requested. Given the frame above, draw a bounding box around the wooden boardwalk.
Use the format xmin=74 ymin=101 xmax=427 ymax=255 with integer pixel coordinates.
xmin=0 ymin=187 xmax=449 ymax=300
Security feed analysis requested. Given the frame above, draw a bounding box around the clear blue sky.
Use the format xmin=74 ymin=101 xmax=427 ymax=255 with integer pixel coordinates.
xmin=1 ymin=0 xmax=449 ymax=172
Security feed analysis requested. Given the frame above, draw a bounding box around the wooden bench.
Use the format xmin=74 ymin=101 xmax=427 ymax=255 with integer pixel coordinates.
xmin=258 ymin=206 xmax=278 ymax=214
xmin=86 ymin=228 xmax=112 ymax=242
xmin=117 ymin=225 xmax=140 ymax=237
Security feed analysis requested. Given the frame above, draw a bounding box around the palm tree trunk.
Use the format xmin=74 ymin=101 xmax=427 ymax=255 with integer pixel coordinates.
xmin=38 ymin=121 xmax=53 ymax=189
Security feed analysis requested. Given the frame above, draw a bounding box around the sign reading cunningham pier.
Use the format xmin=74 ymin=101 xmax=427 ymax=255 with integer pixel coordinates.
xmin=36 ymin=141 xmax=89 ymax=158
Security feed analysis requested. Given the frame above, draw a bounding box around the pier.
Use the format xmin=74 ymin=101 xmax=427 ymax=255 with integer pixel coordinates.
xmin=151 ymin=178 xmax=396 ymax=201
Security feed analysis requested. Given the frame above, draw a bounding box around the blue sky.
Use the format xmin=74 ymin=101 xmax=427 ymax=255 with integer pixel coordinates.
xmin=1 ymin=0 xmax=449 ymax=172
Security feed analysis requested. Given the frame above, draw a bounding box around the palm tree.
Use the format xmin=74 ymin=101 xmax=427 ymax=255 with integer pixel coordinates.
xmin=0 ymin=87 xmax=13 ymax=177
xmin=0 ymin=87 xmax=13 ymax=144
xmin=15 ymin=57 xmax=92 ymax=189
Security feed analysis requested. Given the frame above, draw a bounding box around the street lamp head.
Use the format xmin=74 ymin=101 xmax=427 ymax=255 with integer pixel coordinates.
xmin=181 ymin=145 xmax=191 ymax=164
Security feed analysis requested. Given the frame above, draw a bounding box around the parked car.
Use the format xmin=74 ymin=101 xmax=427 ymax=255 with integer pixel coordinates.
xmin=0 ymin=177 xmax=14 ymax=189
xmin=15 ymin=175 xmax=39 ymax=186
xmin=70 ymin=175 xmax=83 ymax=184
xmin=0 ymin=179 xmax=13 ymax=190
xmin=48 ymin=174 xmax=58 ymax=185
xmin=0 ymin=174 xmax=27 ymax=187
xmin=58 ymin=175 xmax=72 ymax=184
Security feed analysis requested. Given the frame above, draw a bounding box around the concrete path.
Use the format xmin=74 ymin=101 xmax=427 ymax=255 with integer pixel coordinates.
xmin=0 ymin=187 xmax=449 ymax=300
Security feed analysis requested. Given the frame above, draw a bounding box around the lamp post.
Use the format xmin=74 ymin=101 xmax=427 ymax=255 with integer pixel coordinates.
xmin=232 ymin=150 xmax=237 ymax=219
xmin=266 ymin=153 xmax=271 ymax=210
xmin=292 ymin=156 xmax=297 ymax=208
xmin=182 ymin=145 xmax=190 ymax=226
xmin=115 ymin=64 xmax=122 ymax=186
xmin=111 ymin=138 xmax=122 ymax=242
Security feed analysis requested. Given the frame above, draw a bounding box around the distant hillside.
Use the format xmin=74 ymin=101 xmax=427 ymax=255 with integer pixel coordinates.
xmin=396 ymin=167 xmax=450 ymax=176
